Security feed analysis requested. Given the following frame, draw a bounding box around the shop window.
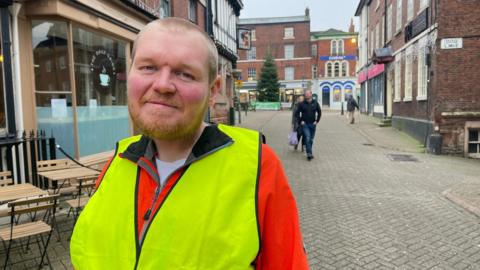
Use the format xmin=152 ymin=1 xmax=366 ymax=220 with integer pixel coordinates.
xmin=32 ymin=20 xmax=129 ymax=157
xmin=72 ymin=26 xmax=129 ymax=156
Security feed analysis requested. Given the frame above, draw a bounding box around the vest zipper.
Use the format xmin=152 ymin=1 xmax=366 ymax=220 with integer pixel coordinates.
xmin=133 ymin=141 xmax=233 ymax=269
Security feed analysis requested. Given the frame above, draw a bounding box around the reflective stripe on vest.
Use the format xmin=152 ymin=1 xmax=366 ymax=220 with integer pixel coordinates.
xmin=70 ymin=125 xmax=260 ymax=269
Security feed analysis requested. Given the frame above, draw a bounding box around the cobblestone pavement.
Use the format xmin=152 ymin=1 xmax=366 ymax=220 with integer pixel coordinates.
xmin=240 ymin=111 xmax=480 ymax=270
xmin=2 ymin=110 xmax=480 ymax=269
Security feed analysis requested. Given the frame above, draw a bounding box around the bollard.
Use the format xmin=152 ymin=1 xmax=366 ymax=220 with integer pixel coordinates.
xmin=341 ymin=102 xmax=344 ymax=115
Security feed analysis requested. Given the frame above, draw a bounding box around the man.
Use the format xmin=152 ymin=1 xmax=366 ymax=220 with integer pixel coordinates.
xmin=291 ymin=95 xmax=305 ymax=151
xmin=346 ymin=94 xmax=359 ymax=124
xmin=70 ymin=18 xmax=309 ymax=270
xmin=295 ymin=90 xmax=321 ymax=161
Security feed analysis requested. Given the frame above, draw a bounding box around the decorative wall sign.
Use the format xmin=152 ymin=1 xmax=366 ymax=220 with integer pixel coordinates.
xmin=90 ymin=50 xmax=116 ymax=95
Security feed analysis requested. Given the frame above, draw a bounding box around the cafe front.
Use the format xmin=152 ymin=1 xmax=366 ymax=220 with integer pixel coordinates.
xmin=17 ymin=0 xmax=153 ymax=158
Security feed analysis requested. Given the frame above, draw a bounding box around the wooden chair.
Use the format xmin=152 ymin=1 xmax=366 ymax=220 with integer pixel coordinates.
xmin=0 ymin=171 xmax=13 ymax=187
xmin=0 ymin=194 xmax=59 ymax=269
xmin=66 ymin=176 xmax=97 ymax=221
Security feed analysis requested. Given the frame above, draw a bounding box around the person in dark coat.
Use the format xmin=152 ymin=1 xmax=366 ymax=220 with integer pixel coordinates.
xmin=291 ymin=95 xmax=305 ymax=151
xmin=346 ymin=94 xmax=359 ymax=124
xmin=295 ymin=90 xmax=321 ymax=161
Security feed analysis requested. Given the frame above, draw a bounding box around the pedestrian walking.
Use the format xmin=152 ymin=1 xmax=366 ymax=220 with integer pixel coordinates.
xmin=296 ymin=90 xmax=321 ymax=161
xmin=292 ymin=95 xmax=305 ymax=151
xmin=346 ymin=94 xmax=359 ymax=124
xmin=70 ymin=17 xmax=309 ymax=270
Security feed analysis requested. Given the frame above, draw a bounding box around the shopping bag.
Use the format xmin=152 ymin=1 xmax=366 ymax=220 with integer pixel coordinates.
xmin=288 ymin=131 xmax=298 ymax=146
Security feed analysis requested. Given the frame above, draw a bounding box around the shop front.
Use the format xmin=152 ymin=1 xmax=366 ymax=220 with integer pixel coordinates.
xmin=19 ymin=0 xmax=152 ymax=158
xmin=317 ymin=79 xmax=357 ymax=110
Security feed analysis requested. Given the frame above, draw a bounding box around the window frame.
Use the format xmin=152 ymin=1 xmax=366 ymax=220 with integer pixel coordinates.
xmin=284 ymin=44 xmax=294 ymax=59
xmin=284 ymin=66 xmax=295 ymax=81
xmin=284 ymin=27 xmax=294 ymax=39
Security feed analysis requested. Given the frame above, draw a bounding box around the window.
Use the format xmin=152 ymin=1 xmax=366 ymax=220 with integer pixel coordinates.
xmin=284 ymin=45 xmax=294 ymax=59
xmin=331 ymin=40 xmax=337 ymax=54
xmin=394 ymin=53 xmax=402 ymax=101
xmin=380 ymin=16 xmax=384 ymax=46
xmin=341 ymin=61 xmax=348 ymax=77
xmin=285 ymin=66 xmax=294 ymax=80
xmin=32 ymin=20 xmax=129 ymax=157
xmin=404 ymin=47 xmax=413 ymax=101
xmin=284 ymin=27 xmax=294 ymax=39
xmin=407 ymin=0 xmax=414 ymax=21
xmin=247 ymin=68 xmax=256 ymax=80
xmin=396 ymin=0 xmax=402 ymax=32
xmin=188 ymin=0 xmax=197 ymax=23
xmin=247 ymin=47 xmax=256 ymax=60
xmin=334 ymin=62 xmax=340 ymax=77
xmin=326 ymin=62 xmax=332 ymax=77
xmin=311 ymin=44 xmax=317 ymax=56
xmin=387 ymin=5 xmax=393 ymax=41
xmin=375 ymin=23 xmax=380 ymax=49
xmin=370 ymin=30 xmax=375 ymax=56
xmin=468 ymin=129 xmax=480 ymax=156
xmin=312 ymin=65 xmax=317 ymax=79
xmin=160 ymin=0 xmax=171 ymax=18
xmin=417 ymin=45 xmax=428 ymax=100
xmin=337 ymin=40 xmax=344 ymax=55
xmin=251 ymin=29 xmax=256 ymax=41
xmin=45 ymin=60 xmax=52 ymax=73
xmin=420 ymin=0 xmax=429 ymax=10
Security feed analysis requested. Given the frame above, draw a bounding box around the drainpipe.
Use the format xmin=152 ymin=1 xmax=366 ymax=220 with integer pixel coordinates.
xmin=10 ymin=3 xmax=23 ymax=135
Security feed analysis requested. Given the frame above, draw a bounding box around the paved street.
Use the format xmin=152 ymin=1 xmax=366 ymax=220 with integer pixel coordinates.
xmin=3 ymin=110 xmax=480 ymax=269
xmin=240 ymin=110 xmax=480 ymax=270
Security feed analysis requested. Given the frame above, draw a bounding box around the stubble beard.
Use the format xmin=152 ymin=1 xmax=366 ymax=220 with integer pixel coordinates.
xmin=129 ymin=102 xmax=208 ymax=141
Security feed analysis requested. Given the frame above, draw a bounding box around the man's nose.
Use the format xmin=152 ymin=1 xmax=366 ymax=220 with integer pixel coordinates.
xmin=151 ymin=68 xmax=175 ymax=94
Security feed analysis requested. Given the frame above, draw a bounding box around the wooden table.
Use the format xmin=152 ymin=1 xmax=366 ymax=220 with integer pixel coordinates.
xmin=0 ymin=184 xmax=48 ymax=204
xmin=37 ymin=167 xmax=100 ymax=192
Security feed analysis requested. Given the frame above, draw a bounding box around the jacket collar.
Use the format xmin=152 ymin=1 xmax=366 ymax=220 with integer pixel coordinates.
xmin=121 ymin=124 xmax=233 ymax=165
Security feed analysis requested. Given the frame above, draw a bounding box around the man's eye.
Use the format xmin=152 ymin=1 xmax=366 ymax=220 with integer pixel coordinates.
xmin=139 ymin=66 xmax=156 ymax=72
xmin=175 ymin=71 xmax=195 ymax=81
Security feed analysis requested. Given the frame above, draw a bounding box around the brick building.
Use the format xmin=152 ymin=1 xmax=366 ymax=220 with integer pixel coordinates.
xmin=311 ymin=21 xmax=358 ymax=110
xmin=237 ymin=9 xmax=311 ymax=105
xmin=355 ymin=0 xmax=480 ymax=157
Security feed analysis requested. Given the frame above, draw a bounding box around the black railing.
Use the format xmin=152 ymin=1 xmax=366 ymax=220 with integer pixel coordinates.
xmin=0 ymin=131 xmax=56 ymax=186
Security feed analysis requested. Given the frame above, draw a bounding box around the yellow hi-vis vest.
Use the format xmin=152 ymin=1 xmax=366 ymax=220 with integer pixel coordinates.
xmin=70 ymin=124 xmax=261 ymax=270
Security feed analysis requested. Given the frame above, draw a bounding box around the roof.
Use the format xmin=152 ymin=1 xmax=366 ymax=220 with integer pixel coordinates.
xmin=311 ymin=28 xmax=357 ymax=38
xmin=355 ymin=0 xmax=370 ymax=16
xmin=238 ymin=15 xmax=309 ymax=25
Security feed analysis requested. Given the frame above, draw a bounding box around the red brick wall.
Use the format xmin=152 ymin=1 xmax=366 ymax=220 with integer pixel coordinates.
xmin=238 ymin=19 xmax=312 ymax=83
xmin=434 ymin=0 xmax=480 ymax=154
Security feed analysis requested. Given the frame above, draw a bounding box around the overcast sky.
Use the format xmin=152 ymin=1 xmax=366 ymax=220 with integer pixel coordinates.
xmin=240 ymin=0 xmax=359 ymax=32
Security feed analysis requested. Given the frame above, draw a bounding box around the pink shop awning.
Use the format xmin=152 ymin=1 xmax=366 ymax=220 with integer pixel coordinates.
xmin=367 ymin=64 xmax=385 ymax=79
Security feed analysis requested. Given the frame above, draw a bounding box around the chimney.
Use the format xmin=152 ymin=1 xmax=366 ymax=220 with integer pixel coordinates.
xmin=349 ymin=18 xmax=355 ymax=33
xmin=305 ymin=7 xmax=310 ymax=18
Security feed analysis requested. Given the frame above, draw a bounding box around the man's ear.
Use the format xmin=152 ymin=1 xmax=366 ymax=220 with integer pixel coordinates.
xmin=209 ymin=75 xmax=221 ymax=107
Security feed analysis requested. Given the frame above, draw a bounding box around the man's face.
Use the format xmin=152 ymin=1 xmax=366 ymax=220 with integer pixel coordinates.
xmin=298 ymin=96 xmax=304 ymax=103
xmin=128 ymin=28 xmax=219 ymax=140
xmin=305 ymin=91 xmax=312 ymax=100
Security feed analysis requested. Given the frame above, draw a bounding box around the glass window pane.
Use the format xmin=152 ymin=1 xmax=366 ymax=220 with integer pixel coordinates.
xmin=32 ymin=21 xmax=70 ymax=92
xmin=72 ymin=26 xmax=129 ymax=156
xmin=469 ymin=130 xmax=479 ymax=142
xmin=36 ymin=94 xmax=75 ymax=158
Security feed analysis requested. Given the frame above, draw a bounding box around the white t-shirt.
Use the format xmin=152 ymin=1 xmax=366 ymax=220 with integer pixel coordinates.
xmin=155 ymin=158 xmax=186 ymax=187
